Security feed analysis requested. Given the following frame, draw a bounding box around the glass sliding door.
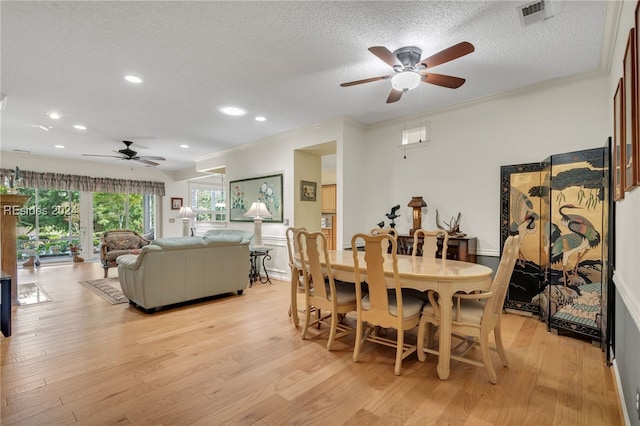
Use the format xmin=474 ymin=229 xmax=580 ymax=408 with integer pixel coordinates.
xmin=16 ymin=188 xmax=80 ymax=264
xmin=93 ymin=192 xmax=144 ymax=233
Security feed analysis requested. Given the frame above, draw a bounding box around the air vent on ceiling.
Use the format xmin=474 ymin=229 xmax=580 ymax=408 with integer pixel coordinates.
xmin=518 ymin=0 xmax=553 ymax=26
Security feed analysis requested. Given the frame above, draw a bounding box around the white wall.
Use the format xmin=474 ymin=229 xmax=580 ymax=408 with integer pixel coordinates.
xmin=607 ymin=3 xmax=640 ymax=423
xmin=610 ymin=0 xmax=640 ymax=337
xmin=196 ymin=117 xmax=347 ymax=278
xmin=355 ymin=76 xmax=609 ymax=255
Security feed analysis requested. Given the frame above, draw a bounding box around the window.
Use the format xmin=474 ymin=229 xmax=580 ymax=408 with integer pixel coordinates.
xmin=401 ymin=124 xmax=429 ymax=145
xmin=190 ymin=181 xmax=226 ymax=224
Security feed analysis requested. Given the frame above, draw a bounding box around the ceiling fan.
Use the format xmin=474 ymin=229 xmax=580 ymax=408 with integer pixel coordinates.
xmin=82 ymin=141 xmax=166 ymax=166
xmin=340 ymin=41 xmax=475 ymax=104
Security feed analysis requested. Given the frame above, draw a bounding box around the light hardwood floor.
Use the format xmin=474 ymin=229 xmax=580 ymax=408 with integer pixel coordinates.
xmin=1 ymin=262 xmax=624 ymax=425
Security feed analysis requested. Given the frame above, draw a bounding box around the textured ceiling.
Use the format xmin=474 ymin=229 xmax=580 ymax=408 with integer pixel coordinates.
xmin=1 ymin=1 xmax=609 ymax=171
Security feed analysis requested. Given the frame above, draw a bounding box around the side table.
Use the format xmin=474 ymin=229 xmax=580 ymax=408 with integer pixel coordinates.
xmin=249 ymin=248 xmax=272 ymax=286
xmin=1 ymin=272 xmax=11 ymax=337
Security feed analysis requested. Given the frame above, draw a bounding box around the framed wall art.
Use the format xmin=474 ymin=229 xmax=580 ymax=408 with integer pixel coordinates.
xmin=635 ymin=0 xmax=640 ymax=186
xmin=229 ymin=173 xmax=283 ymax=222
xmin=171 ymin=197 xmax=183 ymax=210
xmin=300 ymin=180 xmax=317 ymax=201
xmin=623 ymin=27 xmax=637 ymax=192
xmin=613 ymin=78 xmax=625 ymax=201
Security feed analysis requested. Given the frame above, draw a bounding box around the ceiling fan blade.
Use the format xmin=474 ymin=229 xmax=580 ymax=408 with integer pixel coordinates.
xmin=340 ymin=75 xmax=392 ymax=87
xmin=368 ymin=46 xmax=401 ymax=67
xmin=419 ymin=41 xmax=475 ymax=69
xmin=138 ymin=156 xmax=166 ymax=161
xmin=386 ymin=89 xmax=403 ymax=104
xmin=81 ymin=154 xmax=123 ymax=159
xmin=135 ymin=159 xmax=159 ymax=166
xmin=422 ymin=73 xmax=466 ymax=89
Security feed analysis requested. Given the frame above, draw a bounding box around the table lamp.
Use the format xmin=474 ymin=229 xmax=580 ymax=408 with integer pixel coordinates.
xmin=177 ymin=206 xmax=195 ymax=236
xmin=407 ymin=196 xmax=427 ymax=235
xmin=244 ymin=201 xmax=272 ymax=247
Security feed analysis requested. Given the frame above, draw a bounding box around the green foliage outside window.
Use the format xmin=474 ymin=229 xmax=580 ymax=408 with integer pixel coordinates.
xmin=93 ymin=192 xmax=144 ymax=234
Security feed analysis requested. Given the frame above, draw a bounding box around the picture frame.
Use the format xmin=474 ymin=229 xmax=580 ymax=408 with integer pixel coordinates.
xmin=635 ymin=0 xmax=640 ymax=186
xmin=171 ymin=197 xmax=183 ymax=210
xmin=300 ymin=180 xmax=317 ymax=201
xmin=229 ymin=173 xmax=283 ymax=222
xmin=623 ymin=27 xmax=637 ymax=192
xmin=613 ymin=78 xmax=625 ymax=201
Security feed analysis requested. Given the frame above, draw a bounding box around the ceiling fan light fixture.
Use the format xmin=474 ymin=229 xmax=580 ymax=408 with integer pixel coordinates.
xmin=391 ymin=71 xmax=421 ymax=92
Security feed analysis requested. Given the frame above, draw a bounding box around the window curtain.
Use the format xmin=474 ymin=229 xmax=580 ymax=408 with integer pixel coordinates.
xmin=0 ymin=168 xmax=165 ymax=196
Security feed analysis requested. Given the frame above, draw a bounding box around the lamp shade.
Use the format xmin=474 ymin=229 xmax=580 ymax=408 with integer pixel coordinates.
xmin=177 ymin=206 xmax=195 ymax=218
xmin=407 ymin=196 xmax=427 ymax=208
xmin=244 ymin=201 xmax=272 ymax=219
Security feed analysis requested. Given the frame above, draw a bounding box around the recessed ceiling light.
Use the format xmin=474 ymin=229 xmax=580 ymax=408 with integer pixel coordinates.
xmin=54 ymin=145 xmax=64 ymax=149
xmin=73 ymin=124 xmax=87 ymax=130
xmin=220 ymin=106 xmax=246 ymax=116
xmin=38 ymin=125 xmax=50 ymax=131
xmin=48 ymin=112 xmax=60 ymax=119
xmin=255 ymin=116 xmax=266 ymax=122
xmin=124 ymin=75 xmax=142 ymax=84
xmin=180 ymin=144 xmax=189 ymax=148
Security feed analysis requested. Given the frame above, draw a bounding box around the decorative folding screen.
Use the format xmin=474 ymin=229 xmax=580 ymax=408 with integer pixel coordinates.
xmin=501 ymin=147 xmax=609 ymax=341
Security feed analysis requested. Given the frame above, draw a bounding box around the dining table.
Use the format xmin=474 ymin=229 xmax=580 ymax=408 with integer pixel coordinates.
xmin=301 ymin=249 xmax=494 ymax=381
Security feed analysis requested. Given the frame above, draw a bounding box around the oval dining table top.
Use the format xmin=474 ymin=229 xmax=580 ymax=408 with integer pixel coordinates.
xmin=325 ymin=250 xmax=493 ymax=283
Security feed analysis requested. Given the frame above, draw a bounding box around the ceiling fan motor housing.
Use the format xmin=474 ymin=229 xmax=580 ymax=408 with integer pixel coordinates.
xmin=393 ymin=46 xmax=423 ymax=69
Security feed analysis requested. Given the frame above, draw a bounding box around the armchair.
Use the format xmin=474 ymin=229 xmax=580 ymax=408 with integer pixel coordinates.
xmin=100 ymin=230 xmax=150 ymax=278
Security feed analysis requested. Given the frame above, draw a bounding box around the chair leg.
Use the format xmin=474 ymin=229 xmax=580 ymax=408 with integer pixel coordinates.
xmin=301 ymin=303 xmax=312 ymax=340
xmin=394 ymin=330 xmax=404 ymax=376
xmin=494 ymin=321 xmax=509 ymax=367
xmin=416 ymin=316 xmax=428 ymax=362
xmin=326 ymin=312 xmax=338 ymax=351
xmin=103 ymin=267 xmax=108 ymax=278
xmin=480 ymin=333 xmax=497 ymax=384
xmin=290 ymin=273 xmax=300 ymax=328
xmin=353 ymin=318 xmax=363 ymax=362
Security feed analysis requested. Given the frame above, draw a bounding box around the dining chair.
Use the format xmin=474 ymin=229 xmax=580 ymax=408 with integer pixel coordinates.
xmin=351 ymin=232 xmax=425 ymax=375
xmin=416 ymin=234 xmax=522 ymax=384
xmin=286 ymin=226 xmax=307 ymax=328
xmin=297 ymin=230 xmax=357 ymax=350
xmin=370 ymin=227 xmax=397 ymax=254
xmin=411 ymin=229 xmax=449 ymax=258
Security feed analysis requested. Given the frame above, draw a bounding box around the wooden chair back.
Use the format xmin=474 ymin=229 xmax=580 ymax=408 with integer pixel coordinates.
xmin=351 ymin=232 xmax=401 ymax=328
xmin=482 ymin=234 xmax=521 ymax=325
xmin=296 ymin=230 xmax=332 ymax=302
xmin=285 ymin=226 xmax=307 ymax=272
xmin=286 ymin=226 xmax=307 ymax=328
xmin=412 ymin=229 xmax=449 ymax=258
xmin=369 ymin=227 xmax=397 ymax=254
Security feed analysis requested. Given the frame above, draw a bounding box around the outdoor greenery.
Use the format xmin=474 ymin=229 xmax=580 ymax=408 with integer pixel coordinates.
xmin=93 ymin=192 xmax=144 ymax=234
xmin=14 ymin=188 xmax=145 ymax=258
xmin=192 ymin=187 xmax=226 ymax=222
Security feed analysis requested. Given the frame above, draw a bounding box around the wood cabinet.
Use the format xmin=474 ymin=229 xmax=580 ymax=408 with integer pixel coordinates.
xmin=396 ymin=234 xmax=477 ymax=263
xmin=322 ymin=228 xmax=334 ymax=251
xmin=321 ymin=184 xmax=336 ymax=213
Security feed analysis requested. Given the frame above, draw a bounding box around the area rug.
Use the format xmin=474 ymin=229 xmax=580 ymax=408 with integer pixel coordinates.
xmin=78 ymin=277 xmax=128 ymax=305
xmin=18 ymin=282 xmax=52 ymax=305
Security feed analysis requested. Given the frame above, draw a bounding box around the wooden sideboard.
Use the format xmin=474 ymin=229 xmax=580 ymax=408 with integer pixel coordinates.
xmin=396 ymin=234 xmax=477 ymax=263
